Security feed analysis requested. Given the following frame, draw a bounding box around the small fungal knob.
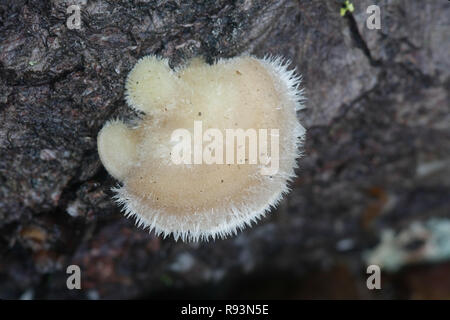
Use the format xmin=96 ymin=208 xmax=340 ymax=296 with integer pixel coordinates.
xmin=97 ymin=55 xmax=306 ymax=241
xmin=97 ymin=119 xmax=138 ymax=181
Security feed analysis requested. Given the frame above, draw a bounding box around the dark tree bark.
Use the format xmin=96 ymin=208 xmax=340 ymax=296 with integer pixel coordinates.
xmin=0 ymin=0 xmax=449 ymax=299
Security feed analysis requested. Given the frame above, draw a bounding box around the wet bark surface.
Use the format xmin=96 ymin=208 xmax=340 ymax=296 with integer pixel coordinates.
xmin=0 ymin=0 xmax=449 ymax=299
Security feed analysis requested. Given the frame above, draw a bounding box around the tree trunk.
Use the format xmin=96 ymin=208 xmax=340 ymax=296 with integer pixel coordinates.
xmin=0 ymin=0 xmax=449 ymax=299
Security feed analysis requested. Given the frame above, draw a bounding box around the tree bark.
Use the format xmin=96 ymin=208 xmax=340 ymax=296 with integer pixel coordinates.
xmin=0 ymin=0 xmax=449 ymax=299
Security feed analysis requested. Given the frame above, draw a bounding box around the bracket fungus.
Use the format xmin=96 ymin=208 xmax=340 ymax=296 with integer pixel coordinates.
xmin=97 ymin=55 xmax=306 ymax=241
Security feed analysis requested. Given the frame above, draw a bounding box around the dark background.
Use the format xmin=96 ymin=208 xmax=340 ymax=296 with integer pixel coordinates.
xmin=0 ymin=0 xmax=449 ymax=299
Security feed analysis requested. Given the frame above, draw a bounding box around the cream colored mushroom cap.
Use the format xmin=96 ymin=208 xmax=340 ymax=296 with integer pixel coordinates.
xmin=97 ymin=55 xmax=305 ymax=241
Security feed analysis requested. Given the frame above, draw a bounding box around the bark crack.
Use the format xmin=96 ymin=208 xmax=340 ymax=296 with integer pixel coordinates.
xmin=345 ymin=12 xmax=381 ymax=67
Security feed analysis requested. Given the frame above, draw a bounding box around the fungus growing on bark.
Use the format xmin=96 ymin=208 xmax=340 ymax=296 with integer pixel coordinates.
xmin=97 ymin=55 xmax=305 ymax=241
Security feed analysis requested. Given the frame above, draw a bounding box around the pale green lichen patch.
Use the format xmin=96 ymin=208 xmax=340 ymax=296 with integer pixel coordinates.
xmin=365 ymin=219 xmax=450 ymax=272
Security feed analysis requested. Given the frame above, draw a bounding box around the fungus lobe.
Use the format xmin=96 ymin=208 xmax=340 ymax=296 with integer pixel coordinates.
xmin=97 ymin=55 xmax=305 ymax=241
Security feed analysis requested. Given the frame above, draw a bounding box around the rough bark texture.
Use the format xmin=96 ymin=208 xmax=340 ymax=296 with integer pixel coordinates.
xmin=0 ymin=0 xmax=449 ymax=299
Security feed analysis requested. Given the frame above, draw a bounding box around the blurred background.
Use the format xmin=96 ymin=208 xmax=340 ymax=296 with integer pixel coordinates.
xmin=0 ymin=0 xmax=449 ymax=299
